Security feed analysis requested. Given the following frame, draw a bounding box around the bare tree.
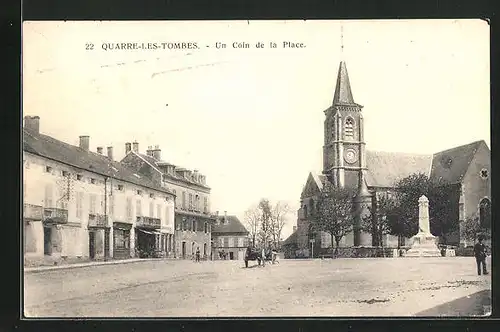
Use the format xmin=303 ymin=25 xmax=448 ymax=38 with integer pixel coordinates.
xmin=258 ymin=199 xmax=273 ymax=249
xmin=243 ymin=205 xmax=261 ymax=247
xmin=270 ymin=201 xmax=291 ymax=250
xmin=313 ymin=182 xmax=355 ymax=257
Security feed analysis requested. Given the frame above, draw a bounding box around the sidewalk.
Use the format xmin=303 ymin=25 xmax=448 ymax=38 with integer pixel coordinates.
xmin=24 ymin=257 xmax=172 ymax=273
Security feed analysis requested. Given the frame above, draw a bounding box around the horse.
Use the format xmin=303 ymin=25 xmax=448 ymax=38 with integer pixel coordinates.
xmin=244 ymin=246 xmax=265 ymax=268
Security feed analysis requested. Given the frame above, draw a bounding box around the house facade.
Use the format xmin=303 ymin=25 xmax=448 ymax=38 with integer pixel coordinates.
xmin=211 ymin=212 xmax=250 ymax=261
xmin=120 ymin=144 xmax=215 ymax=259
xmin=23 ymin=116 xmax=176 ymax=263
xmin=289 ymin=61 xmax=491 ymax=257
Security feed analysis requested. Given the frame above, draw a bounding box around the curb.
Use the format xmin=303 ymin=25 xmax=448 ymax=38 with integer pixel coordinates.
xmin=24 ymin=258 xmax=168 ymax=273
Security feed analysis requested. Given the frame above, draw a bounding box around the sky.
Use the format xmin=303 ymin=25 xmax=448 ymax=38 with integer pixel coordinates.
xmin=22 ymin=20 xmax=490 ymax=240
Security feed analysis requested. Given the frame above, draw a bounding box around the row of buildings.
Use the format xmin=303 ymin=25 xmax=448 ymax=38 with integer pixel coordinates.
xmin=23 ymin=116 xmax=250 ymax=263
xmin=283 ymin=60 xmax=491 ymax=258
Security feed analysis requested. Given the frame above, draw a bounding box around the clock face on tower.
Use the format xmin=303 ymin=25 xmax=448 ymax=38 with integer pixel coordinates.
xmin=344 ymin=148 xmax=357 ymax=164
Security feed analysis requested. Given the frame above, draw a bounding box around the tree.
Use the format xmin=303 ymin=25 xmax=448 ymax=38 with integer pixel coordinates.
xmin=243 ymin=206 xmax=261 ymax=247
xmin=269 ymin=201 xmax=291 ymax=250
xmin=258 ymin=199 xmax=273 ymax=248
xmin=461 ymin=215 xmax=491 ymax=246
xmin=392 ymin=173 xmax=456 ymax=245
xmin=362 ymin=193 xmax=398 ymax=254
xmin=312 ymin=182 xmax=355 ymax=257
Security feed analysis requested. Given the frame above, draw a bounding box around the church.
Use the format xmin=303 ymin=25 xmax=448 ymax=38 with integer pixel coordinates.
xmin=283 ymin=61 xmax=491 ymax=258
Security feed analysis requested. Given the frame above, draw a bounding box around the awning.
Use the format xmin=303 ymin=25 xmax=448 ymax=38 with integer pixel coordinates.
xmin=137 ymin=228 xmax=162 ymax=235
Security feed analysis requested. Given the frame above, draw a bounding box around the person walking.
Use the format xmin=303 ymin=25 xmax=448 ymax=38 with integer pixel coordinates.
xmin=195 ymin=247 xmax=201 ymax=263
xmin=474 ymin=236 xmax=489 ymax=275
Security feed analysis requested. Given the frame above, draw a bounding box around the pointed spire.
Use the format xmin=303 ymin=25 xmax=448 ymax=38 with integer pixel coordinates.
xmin=332 ymin=61 xmax=356 ymax=106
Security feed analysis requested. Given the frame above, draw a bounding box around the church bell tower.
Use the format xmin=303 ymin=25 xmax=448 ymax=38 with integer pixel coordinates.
xmin=322 ymin=60 xmax=372 ymax=247
xmin=322 ymin=61 xmax=367 ymax=191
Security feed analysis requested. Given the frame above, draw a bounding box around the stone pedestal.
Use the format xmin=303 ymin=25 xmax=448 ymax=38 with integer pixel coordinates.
xmin=405 ymin=195 xmax=441 ymax=257
xmin=405 ymin=232 xmax=441 ymax=257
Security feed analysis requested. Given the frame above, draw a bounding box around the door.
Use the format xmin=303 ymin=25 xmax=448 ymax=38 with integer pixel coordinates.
xmin=89 ymin=231 xmax=95 ymax=259
xmin=181 ymin=241 xmax=186 ymax=259
xmin=203 ymin=243 xmax=207 ymax=257
xmin=43 ymin=227 xmax=52 ymax=255
xmin=104 ymin=229 xmax=110 ymax=259
xmin=229 ymin=252 xmax=234 ymax=260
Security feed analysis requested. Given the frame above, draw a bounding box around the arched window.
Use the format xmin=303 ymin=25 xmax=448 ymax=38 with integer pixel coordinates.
xmin=303 ymin=205 xmax=308 ymax=218
xmin=479 ymin=198 xmax=491 ymax=229
xmin=345 ymin=117 xmax=354 ymax=139
xmin=309 ymin=199 xmax=315 ymax=215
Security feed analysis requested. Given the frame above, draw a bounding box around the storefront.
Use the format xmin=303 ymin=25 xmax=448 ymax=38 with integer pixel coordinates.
xmin=113 ymin=222 xmax=132 ymax=259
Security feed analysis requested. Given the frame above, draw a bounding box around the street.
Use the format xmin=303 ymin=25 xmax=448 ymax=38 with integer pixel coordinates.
xmin=24 ymin=257 xmax=491 ymax=317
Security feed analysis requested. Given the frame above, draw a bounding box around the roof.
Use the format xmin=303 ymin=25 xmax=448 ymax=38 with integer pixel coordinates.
xmin=136 ymin=153 xmax=210 ymax=189
xmin=332 ymin=61 xmax=359 ymax=106
xmin=282 ymin=230 xmax=297 ymax=246
xmin=365 ymin=150 xmax=433 ymax=188
xmin=23 ymin=129 xmax=173 ymax=195
xmin=430 ymin=140 xmax=486 ymax=184
xmin=211 ymin=215 xmax=249 ymax=234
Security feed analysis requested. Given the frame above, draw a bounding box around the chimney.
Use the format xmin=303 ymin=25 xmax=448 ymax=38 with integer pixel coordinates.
xmin=224 ymin=211 xmax=227 ymax=218
xmin=216 ymin=211 xmax=219 ymax=217
xmin=153 ymin=145 xmax=161 ymax=160
xmin=107 ymin=146 xmax=113 ymax=160
xmin=125 ymin=142 xmax=132 ymax=154
xmin=146 ymin=146 xmax=153 ymax=157
xmin=293 ymin=226 xmax=297 ymax=232
xmin=24 ymin=116 xmax=40 ymax=134
xmin=79 ymin=136 xmax=90 ymax=151
xmin=132 ymin=141 xmax=139 ymax=153
xmin=97 ymin=147 xmax=103 ymax=154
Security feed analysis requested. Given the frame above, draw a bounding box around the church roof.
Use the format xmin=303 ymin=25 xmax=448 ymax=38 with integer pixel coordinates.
xmin=430 ymin=140 xmax=486 ymax=184
xmin=365 ymin=150 xmax=433 ymax=188
xmin=282 ymin=230 xmax=298 ymax=247
xmin=332 ymin=61 xmax=359 ymax=106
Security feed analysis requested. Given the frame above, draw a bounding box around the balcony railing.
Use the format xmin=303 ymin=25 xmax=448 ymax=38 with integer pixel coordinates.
xmin=24 ymin=204 xmax=44 ymax=220
xmin=136 ymin=216 xmax=161 ymax=229
xmin=88 ymin=213 xmax=108 ymax=227
xmin=43 ymin=207 xmax=68 ymax=224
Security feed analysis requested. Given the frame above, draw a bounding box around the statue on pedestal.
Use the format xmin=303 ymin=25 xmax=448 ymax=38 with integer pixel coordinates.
xmin=405 ymin=195 xmax=441 ymax=257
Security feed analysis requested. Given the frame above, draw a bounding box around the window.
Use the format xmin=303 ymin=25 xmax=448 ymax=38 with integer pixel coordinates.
xmin=228 ymin=237 xmax=234 ymax=247
xmin=62 ymin=170 xmax=69 ymax=177
xmin=117 ymin=184 xmax=124 ymax=191
xmin=220 ymin=238 xmax=224 ymax=247
xmin=137 ymin=190 xmax=142 ymax=195
xmin=44 ymin=184 xmax=53 ymax=208
xmin=89 ymin=194 xmax=97 ymax=214
xmin=77 ymin=174 xmax=83 ymax=181
xmin=189 ymin=193 xmax=193 ymax=210
xmin=182 ymin=192 xmax=186 ymax=209
xmin=224 ymin=237 xmax=229 ymax=247
xmin=90 ymin=178 xmax=97 ymax=184
xmin=344 ymin=117 xmax=354 ymax=139
xmin=149 ymin=201 xmax=154 ymax=217
xmin=45 ymin=166 xmax=52 ymax=173
xmin=238 ymin=237 xmax=244 ymax=247
xmin=204 ymin=222 xmax=208 ymax=233
xmin=136 ymin=199 xmax=142 ymax=216
xmin=76 ymin=192 xmax=83 ymax=218
xmin=303 ymin=205 xmax=308 ymax=218
xmin=204 ymin=197 xmax=208 ymax=213
xmin=150 ymin=193 xmax=154 ymax=198
xmin=195 ymin=195 xmax=199 ymax=211
xmin=479 ymin=198 xmax=491 ymax=229
xmin=126 ymin=197 xmax=132 ymax=220
xmin=480 ymin=168 xmax=489 ymax=180
xmin=157 ymin=204 xmax=162 ymax=219
xmin=192 ymin=220 xmax=196 ymax=232
xmin=113 ymin=229 xmax=130 ymax=249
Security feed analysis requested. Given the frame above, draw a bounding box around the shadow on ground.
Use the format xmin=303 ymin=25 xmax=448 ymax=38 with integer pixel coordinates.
xmin=414 ymin=290 xmax=491 ymax=317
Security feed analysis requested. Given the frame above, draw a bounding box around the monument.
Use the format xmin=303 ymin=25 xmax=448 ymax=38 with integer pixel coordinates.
xmin=405 ymin=195 xmax=441 ymax=257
